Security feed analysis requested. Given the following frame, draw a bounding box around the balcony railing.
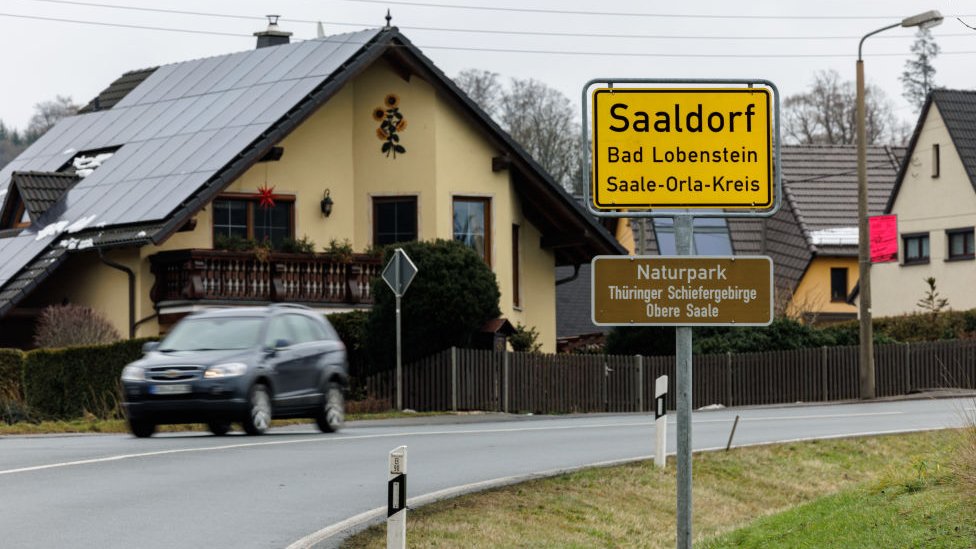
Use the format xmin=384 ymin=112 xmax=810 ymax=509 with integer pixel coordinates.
xmin=149 ymin=249 xmax=382 ymax=306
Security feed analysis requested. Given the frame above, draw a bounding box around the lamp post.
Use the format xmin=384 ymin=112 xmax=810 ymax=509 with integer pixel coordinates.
xmin=856 ymin=10 xmax=942 ymax=399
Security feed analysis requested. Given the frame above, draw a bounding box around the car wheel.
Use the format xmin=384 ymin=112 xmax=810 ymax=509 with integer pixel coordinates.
xmin=243 ymin=384 xmax=272 ymax=435
xmin=208 ymin=421 xmax=232 ymax=436
xmin=129 ymin=418 xmax=155 ymax=438
xmin=315 ymin=383 xmax=345 ymax=433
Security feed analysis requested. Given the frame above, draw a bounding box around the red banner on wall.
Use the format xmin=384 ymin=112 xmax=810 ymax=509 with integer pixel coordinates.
xmin=870 ymin=215 xmax=898 ymax=263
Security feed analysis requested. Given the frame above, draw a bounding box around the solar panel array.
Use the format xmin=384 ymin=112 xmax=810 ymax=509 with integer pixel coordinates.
xmin=0 ymin=28 xmax=381 ymax=300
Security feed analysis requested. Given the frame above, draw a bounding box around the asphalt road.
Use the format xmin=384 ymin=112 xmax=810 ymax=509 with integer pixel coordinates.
xmin=1 ymin=396 xmax=973 ymax=549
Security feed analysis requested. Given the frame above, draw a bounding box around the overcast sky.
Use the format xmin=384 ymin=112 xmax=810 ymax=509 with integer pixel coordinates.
xmin=2 ymin=0 xmax=974 ymax=133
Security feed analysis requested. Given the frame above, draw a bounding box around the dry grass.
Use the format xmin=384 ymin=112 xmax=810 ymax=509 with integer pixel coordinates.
xmin=343 ymin=431 xmax=957 ymax=548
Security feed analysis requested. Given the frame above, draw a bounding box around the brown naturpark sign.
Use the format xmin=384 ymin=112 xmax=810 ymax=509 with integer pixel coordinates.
xmin=592 ymin=256 xmax=773 ymax=326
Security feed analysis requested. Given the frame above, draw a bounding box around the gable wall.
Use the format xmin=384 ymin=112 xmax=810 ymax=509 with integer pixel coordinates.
xmin=873 ymin=104 xmax=976 ymax=316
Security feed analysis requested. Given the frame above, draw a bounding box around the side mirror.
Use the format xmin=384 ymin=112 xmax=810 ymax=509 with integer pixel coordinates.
xmin=142 ymin=341 xmax=160 ymax=354
xmin=275 ymin=339 xmax=291 ymax=349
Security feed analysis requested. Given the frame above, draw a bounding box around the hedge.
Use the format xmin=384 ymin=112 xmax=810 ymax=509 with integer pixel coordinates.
xmin=0 ymin=348 xmax=24 ymax=399
xmin=23 ymin=338 xmax=153 ymax=420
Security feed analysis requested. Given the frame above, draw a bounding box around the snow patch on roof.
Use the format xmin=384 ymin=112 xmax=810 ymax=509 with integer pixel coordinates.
xmin=810 ymin=227 xmax=859 ymax=246
xmin=136 ymin=231 xmax=147 ymax=237
xmin=67 ymin=215 xmax=98 ymax=233
xmin=35 ymin=220 xmax=70 ymax=241
xmin=73 ymin=152 xmax=114 ymax=178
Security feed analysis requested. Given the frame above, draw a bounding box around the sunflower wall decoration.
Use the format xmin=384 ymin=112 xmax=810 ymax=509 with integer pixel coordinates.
xmin=373 ymin=94 xmax=407 ymax=158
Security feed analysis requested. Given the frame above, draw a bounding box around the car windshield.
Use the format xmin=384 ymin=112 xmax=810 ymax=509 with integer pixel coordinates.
xmin=158 ymin=316 xmax=263 ymax=351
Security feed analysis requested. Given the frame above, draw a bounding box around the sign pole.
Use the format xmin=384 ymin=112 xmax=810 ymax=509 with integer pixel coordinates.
xmin=674 ymin=214 xmax=694 ymax=549
xmin=396 ymin=292 xmax=402 ymax=412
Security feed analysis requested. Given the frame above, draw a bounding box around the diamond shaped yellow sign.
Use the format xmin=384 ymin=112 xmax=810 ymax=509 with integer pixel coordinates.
xmin=591 ymin=88 xmax=773 ymax=210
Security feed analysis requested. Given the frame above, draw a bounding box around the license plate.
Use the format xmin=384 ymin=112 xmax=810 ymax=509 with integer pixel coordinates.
xmin=150 ymin=384 xmax=191 ymax=395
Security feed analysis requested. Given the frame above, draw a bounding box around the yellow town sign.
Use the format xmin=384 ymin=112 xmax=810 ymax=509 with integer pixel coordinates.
xmin=591 ymin=88 xmax=773 ymax=210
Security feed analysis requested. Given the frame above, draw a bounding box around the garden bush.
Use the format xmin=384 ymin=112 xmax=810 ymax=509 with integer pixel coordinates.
xmin=34 ymin=304 xmax=121 ymax=348
xmin=366 ymin=240 xmax=500 ymax=369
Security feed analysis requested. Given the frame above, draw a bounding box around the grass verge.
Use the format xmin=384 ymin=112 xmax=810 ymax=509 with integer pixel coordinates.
xmin=342 ymin=429 xmax=972 ymax=548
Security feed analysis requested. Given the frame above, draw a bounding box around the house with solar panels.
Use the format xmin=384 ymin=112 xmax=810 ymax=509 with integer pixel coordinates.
xmin=0 ymin=20 xmax=624 ymax=350
xmin=871 ymin=90 xmax=976 ymax=316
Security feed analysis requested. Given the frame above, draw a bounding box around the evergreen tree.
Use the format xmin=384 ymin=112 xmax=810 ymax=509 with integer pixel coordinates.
xmin=900 ymin=27 xmax=940 ymax=111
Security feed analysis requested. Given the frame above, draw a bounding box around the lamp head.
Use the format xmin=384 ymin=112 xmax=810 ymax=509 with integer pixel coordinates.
xmin=901 ymin=10 xmax=943 ymax=29
xmin=320 ymin=189 xmax=334 ymax=217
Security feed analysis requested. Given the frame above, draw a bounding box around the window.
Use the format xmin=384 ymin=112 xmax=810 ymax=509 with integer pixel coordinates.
xmin=932 ymin=144 xmax=940 ymax=178
xmin=830 ymin=267 xmax=848 ymax=302
xmin=512 ymin=224 xmax=521 ymax=307
xmin=373 ymin=196 xmax=417 ymax=246
xmin=903 ymin=233 xmax=930 ymax=265
xmin=453 ymin=197 xmax=491 ymax=263
xmin=212 ymin=196 xmax=293 ymax=248
xmin=947 ymin=228 xmax=975 ymax=261
xmin=653 ymin=214 xmax=733 ymax=255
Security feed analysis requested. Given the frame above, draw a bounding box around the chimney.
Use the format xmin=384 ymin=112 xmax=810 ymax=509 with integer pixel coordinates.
xmin=254 ymin=15 xmax=292 ymax=49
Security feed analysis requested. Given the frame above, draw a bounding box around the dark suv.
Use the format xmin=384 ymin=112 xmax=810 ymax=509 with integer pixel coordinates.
xmin=121 ymin=304 xmax=348 ymax=438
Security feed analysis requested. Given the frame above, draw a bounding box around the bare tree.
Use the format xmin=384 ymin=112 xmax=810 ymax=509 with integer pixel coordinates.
xmin=454 ymin=69 xmax=503 ymax=119
xmin=455 ymin=71 xmax=582 ymax=193
xmin=901 ymin=27 xmax=940 ymax=111
xmin=25 ymin=95 xmax=78 ymax=142
xmin=783 ymin=70 xmax=905 ymax=145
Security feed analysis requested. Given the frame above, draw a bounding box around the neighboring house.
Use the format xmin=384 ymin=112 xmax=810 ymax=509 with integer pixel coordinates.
xmin=872 ymin=89 xmax=976 ymax=316
xmin=0 ymin=23 xmax=624 ymax=351
xmin=554 ymin=144 xmax=904 ymax=346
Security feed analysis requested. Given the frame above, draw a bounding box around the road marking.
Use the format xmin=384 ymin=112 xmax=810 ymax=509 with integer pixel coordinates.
xmin=0 ymin=411 xmax=909 ymax=477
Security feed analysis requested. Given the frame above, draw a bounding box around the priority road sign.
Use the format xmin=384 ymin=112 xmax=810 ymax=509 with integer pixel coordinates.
xmin=382 ymin=248 xmax=417 ymax=298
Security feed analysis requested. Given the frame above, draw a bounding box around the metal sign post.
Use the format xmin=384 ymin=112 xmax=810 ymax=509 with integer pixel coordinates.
xmin=674 ymin=215 xmax=694 ymax=549
xmin=387 ymin=446 xmax=408 ymax=549
xmin=382 ymin=249 xmax=418 ymax=412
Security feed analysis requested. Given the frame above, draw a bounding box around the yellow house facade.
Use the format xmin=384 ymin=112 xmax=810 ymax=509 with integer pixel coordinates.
xmin=0 ymin=27 xmax=623 ymax=351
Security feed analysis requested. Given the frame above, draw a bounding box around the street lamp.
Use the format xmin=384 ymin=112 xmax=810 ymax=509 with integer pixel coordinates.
xmin=856 ymin=10 xmax=942 ymax=399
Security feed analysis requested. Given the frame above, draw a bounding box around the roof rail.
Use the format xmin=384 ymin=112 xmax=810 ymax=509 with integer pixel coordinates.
xmin=269 ymin=303 xmax=312 ymax=310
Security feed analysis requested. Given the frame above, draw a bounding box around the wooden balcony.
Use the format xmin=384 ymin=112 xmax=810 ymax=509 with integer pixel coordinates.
xmin=149 ymin=249 xmax=382 ymax=306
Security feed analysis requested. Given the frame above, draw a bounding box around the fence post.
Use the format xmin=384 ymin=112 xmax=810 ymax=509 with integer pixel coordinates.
xmin=636 ymin=355 xmax=644 ymax=412
xmin=726 ymin=352 xmax=733 ymax=407
xmin=451 ymin=347 xmax=457 ymax=413
xmin=821 ymin=346 xmax=828 ymax=402
xmin=503 ymin=350 xmax=510 ymax=414
xmin=905 ymin=342 xmax=911 ymax=395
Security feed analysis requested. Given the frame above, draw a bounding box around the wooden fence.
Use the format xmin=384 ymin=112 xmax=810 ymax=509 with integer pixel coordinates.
xmin=363 ymin=340 xmax=976 ymax=414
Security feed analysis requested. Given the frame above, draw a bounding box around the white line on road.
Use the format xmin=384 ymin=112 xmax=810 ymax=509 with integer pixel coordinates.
xmin=0 ymin=410 xmax=906 ymax=477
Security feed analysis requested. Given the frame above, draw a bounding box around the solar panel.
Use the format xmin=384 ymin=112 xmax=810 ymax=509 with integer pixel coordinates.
xmin=0 ymin=27 xmax=386 ymax=308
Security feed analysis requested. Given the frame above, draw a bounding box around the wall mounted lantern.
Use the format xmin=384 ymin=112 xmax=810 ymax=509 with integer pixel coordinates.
xmin=321 ymin=189 xmax=334 ymax=217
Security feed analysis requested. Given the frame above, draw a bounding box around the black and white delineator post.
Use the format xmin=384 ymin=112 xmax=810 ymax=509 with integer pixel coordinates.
xmin=387 ymin=445 xmax=407 ymax=549
xmin=654 ymin=375 xmax=668 ymax=469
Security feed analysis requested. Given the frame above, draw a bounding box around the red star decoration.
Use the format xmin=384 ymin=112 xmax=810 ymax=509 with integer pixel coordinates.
xmin=257 ymin=184 xmax=276 ymax=209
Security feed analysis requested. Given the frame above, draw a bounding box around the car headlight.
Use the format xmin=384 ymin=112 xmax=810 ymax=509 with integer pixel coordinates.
xmin=121 ymin=366 xmax=145 ymax=382
xmin=204 ymin=362 xmax=248 ymax=379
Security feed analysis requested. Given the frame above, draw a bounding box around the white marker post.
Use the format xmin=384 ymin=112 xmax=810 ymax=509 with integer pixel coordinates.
xmin=654 ymin=375 xmax=668 ymax=469
xmin=387 ymin=446 xmax=407 ymax=549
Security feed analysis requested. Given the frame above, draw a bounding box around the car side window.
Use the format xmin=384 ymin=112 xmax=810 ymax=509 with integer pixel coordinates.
xmin=264 ymin=316 xmax=295 ymax=348
xmin=283 ymin=314 xmax=318 ymax=344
